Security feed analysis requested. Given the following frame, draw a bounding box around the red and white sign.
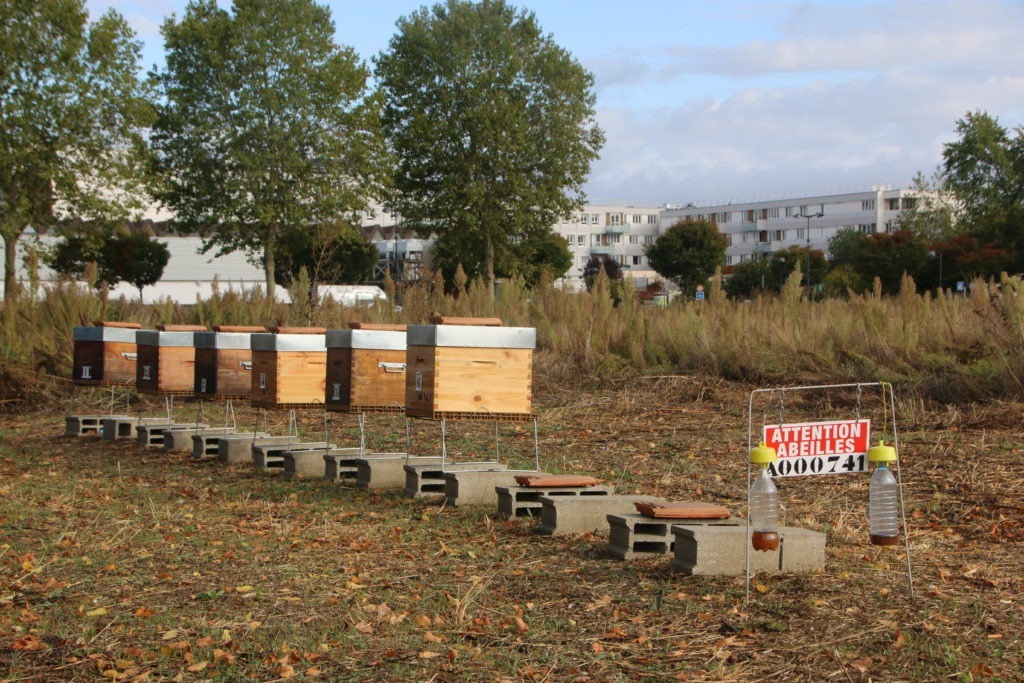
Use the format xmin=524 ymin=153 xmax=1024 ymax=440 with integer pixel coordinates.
xmin=762 ymin=419 xmax=871 ymax=477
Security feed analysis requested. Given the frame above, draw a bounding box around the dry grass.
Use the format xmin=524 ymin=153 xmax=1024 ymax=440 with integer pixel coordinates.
xmin=1 ymin=378 xmax=1021 ymax=682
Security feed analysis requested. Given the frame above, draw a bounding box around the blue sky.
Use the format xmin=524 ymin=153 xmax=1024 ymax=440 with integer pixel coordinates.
xmin=85 ymin=0 xmax=1024 ymax=206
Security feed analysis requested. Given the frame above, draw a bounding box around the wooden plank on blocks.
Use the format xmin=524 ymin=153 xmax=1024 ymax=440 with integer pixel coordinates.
xmin=427 ymin=316 xmax=503 ymax=326
xmin=634 ymin=501 xmax=732 ymax=519
xmin=514 ymin=475 xmax=599 ymax=487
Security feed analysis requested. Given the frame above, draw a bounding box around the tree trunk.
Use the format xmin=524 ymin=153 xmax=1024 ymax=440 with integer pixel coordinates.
xmin=3 ymin=232 xmax=19 ymax=307
xmin=484 ymin=234 xmax=495 ymax=301
xmin=264 ymin=236 xmax=276 ymax=304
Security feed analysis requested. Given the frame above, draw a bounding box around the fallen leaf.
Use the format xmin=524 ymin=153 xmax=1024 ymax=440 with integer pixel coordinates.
xmin=418 ymin=650 xmax=440 ymax=659
xmin=87 ymin=607 xmax=109 ymax=617
xmin=134 ymin=607 xmax=156 ymax=618
xmin=186 ymin=661 xmax=208 ymax=673
xmin=275 ymin=663 xmax=295 ymax=678
xmin=848 ymin=656 xmax=872 ymax=674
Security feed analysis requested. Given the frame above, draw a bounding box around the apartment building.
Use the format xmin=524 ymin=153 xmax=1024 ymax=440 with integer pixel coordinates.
xmin=552 ymin=204 xmax=662 ymax=291
xmin=659 ymin=187 xmax=922 ymax=268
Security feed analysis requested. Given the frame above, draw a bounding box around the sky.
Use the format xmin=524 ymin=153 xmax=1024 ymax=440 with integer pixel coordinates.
xmin=84 ymin=0 xmax=1024 ymax=207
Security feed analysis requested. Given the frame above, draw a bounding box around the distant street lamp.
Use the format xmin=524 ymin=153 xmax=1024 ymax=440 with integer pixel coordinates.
xmin=795 ymin=210 xmax=823 ymax=299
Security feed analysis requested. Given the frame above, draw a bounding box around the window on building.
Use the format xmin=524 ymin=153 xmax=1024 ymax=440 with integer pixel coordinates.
xmin=643 ymin=235 xmax=654 ymax=245
xmin=577 ymin=235 xmax=586 ymax=245
xmin=758 ymin=230 xmax=769 ymax=243
xmin=609 ymin=233 xmax=621 ymax=244
xmin=628 ymin=234 xmax=639 ymax=244
xmin=632 ymin=255 xmax=642 ymax=266
xmin=901 ymin=197 xmax=917 ymax=210
xmin=745 ymin=210 xmax=755 ymax=222
xmin=609 ymin=213 xmax=621 ymax=225
xmin=647 ymin=215 xmax=658 ymax=224
xmin=768 ymin=208 xmax=780 ymax=219
xmin=858 ymin=224 xmax=875 ymax=234
xmin=785 ymin=206 xmax=795 ymax=217
xmin=632 ymin=214 xmax=642 ymax=224
xmin=774 ymin=230 xmax=784 ymax=241
xmin=796 ymin=228 xmax=805 ymax=240
xmin=590 ymin=214 xmax=599 ymax=224
xmin=887 ymin=199 xmax=900 ymax=210
xmin=862 ymin=199 xmax=876 ymax=211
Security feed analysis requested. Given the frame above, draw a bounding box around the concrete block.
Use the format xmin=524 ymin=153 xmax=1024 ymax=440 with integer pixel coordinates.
xmin=215 ymin=433 xmax=276 ymax=464
xmin=536 ymin=495 xmax=665 ymax=537
xmin=191 ymin=429 xmax=245 ymax=458
xmin=496 ymin=485 xmax=614 ymax=520
xmin=443 ymin=470 xmax=547 ymax=507
xmin=286 ymin=447 xmax=361 ymax=480
xmin=356 ymin=454 xmax=431 ymax=489
xmin=671 ymin=525 xmax=826 ymax=576
xmin=606 ymin=513 xmax=738 ymax=560
xmin=161 ymin=424 xmax=211 ymax=451
xmin=135 ymin=419 xmax=176 ymax=447
xmin=100 ymin=416 xmax=140 ymax=440
xmin=404 ymin=462 xmax=508 ymax=498
xmin=65 ymin=414 xmax=115 ymax=437
xmin=322 ymin=449 xmax=370 ymax=483
xmin=252 ymin=441 xmax=332 ymax=471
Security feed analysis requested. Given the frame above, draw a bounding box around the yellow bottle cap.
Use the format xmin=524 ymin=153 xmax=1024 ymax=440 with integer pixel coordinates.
xmin=867 ymin=440 xmax=898 ymax=463
xmin=749 ymin=441 xmax=777 ymax=464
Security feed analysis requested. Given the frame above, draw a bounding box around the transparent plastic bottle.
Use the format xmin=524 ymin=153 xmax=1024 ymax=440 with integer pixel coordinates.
xmin=869 ymin=462 xmax=900 ymax=546
xmin=750 ymin=466 xmax=779 ymax=551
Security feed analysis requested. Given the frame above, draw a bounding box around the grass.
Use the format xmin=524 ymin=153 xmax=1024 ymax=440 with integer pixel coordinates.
xmin=0 ymin=380 xmax=1021 ymax=681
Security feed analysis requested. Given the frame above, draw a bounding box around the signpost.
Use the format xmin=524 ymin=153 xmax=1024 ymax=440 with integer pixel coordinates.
xmin=762 ymin=419 xmax=870 ymax=477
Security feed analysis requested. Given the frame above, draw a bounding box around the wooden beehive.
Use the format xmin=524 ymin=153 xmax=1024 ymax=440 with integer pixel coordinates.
xmin=135 ymin=325 xmax=208 ymax=396
xmin=250 ymin=327 xmax=327 ymax=408
xmin=325 ymin=323 xmax=407 ymax=413
xmin=72 ymin=321 xmax=142 ymax=385
xmin=405 ymin=320 xmax=536 ymax=420
xmin=193 ymin=325 xmax=267 ymax=399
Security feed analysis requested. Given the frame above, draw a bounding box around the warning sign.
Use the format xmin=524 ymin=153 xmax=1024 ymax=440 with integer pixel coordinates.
xmin=762 ymin=419 xmax=870 ymax=477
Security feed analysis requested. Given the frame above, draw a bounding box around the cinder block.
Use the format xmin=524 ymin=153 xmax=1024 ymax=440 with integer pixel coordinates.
xmin=536 ymin=495 xmax=665 ymax=537
xmin=496 ymin=485 xmax=613 ymax=520
xmin=136 ymin=419 xmax=176 ymax=447
xmin=321 ymin=448 xmax=369 ymax=482
xmin=404 ymin=462 xmax=508 ymax=498
xmin=191 ymin=429 xmax=244 ymax=458
xmin=671 ymin=525 xmax=826 ymax=576
xmin=100 ymin=416 xmax=140 ymax=440
xmin=252 ymin=441 xmax=332 ymax=471
xmin=65 ymin=414 xmax=112 ymax=437
xmin=443 ymin=470 xmax=546 ymax=507
xmin=356 ymin=454 xmax=431 ymax=489
xmin=161 ymin=424 xmax=211 ymax=451
xmin=286 ymin=447 xmax=361 ymax=480
xmin=606 ymin=513 xmax=739 ymax=560
xmin=215 ymin=433 xmax=276 ymax=463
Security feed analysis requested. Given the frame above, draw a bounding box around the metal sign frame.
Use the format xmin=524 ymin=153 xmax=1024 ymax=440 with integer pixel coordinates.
xmin=745 ymin=382 xmax=914 ymax=601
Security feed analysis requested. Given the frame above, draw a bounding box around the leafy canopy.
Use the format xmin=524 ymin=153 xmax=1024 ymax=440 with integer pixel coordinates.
xmin=375 ymin=0 xmax=604 ymax=292
xmin=942 ymin=110 xmax=1024 ymax=273
xmin=645 ymin=220 xmax=728 ymax=295
xmin=151 ymin=0 xmax=386 ymax=302
xmin=0 ymin=0 xmax=153 ymax=302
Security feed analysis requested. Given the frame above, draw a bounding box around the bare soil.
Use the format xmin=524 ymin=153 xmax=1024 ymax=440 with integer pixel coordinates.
xmin=1 ymin=376 xmax=1021 ymax=682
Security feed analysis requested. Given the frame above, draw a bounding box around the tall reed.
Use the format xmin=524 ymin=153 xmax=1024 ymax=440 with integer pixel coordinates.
xmin=3 ymin=272 xmax=1023 ymax=406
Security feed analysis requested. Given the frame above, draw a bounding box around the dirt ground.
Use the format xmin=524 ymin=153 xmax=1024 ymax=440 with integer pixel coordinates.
xmin=1 ymin=375 xmax=1021 ymax=681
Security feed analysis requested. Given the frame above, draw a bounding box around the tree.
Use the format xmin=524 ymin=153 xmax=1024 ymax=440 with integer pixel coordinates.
xmin=375 ymin=0 xmax=604 ymax=295
xmin=151 ymin=0 xmax=386 ymax=303
xmin=429 ymin=228 xmax=572 ymax=287
xmin=645 ymin=220 xmax=728 ymax=296
xmin=827 ymin=229 xmax=930 ymax=295
xmin=103 ymin=232 xmax=170 ymax=302
xmin=47 ymin=228 xmax=169 ymax=301
xmin=274 ymin=221 xmax=379 ymax=289
xmin=582 ymin=254 xmax=622 ymax=290
xmin=942 ymin=111 xmax=1024 ymax=272
xmin=0 ymin=0 xmax=153 ymax=306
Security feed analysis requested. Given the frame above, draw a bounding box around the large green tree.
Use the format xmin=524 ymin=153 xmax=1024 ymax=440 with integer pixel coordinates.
xmin=274 ymin=221 xmax=379 ymax=288
xmin=47 ymin=229 xmax=169 ymax=301
xmin=942 ymin=111 xmax=1024 ymax=272
xmin=0 ymin=0 xmax=153 ymax=305
xmin=151 ymin=0 xmax=386 ymax=302
xmin=374 ymin=0 xmax=604 ymax=295
xmin=645 ymin=220 xmax=728 ymax=296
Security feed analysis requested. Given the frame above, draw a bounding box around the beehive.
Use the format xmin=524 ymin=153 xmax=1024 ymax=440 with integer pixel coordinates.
xmin=193 ymin=325 xmax=266 ymax=399
xmin=405 ymin=321 xmax=535 ymax=420
xmin=135 ymin=325 xmax=208 ymax=396
xmin=72 ymin=321 xmax=142 ymax=385
xmin=250 ymin=327 xmax=327 ymax=408
xmin=325 ymin=323 xmax=407 ymax=413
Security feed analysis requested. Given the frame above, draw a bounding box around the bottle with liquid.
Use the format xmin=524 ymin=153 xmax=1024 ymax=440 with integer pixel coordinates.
xmin=869 ymin=462 xmax=900 ymax=546
xmin=750 ymin=465 xmax=779 ymax=551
